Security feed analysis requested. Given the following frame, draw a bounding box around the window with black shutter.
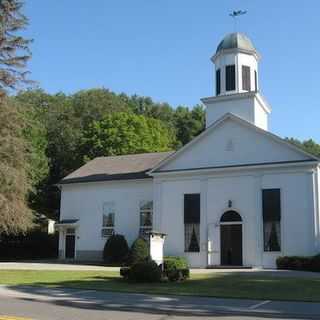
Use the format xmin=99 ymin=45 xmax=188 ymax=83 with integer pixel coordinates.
xmin=262 ymin=189 xmax=281 ymax=252
xmin=216 ymin=69 xmax=221 ymax=95
xmin=242 ymin=65 xmax=251 ymax=91
xmin=225 ymin=65 xmax=235 ymax=91
xmin=184 ymin=194 xmax=200 ymax=252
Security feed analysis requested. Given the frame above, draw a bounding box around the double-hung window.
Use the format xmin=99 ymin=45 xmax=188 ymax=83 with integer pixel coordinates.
xmin=184 ymin=194 xmax=200 ymax=252
xmin=102 ymin=202 xmax=115 ymax=238
xmin=262 ymin=189 xmax=281 ymax=252
xmin=139 ymin=201 xmax=153 ymax=238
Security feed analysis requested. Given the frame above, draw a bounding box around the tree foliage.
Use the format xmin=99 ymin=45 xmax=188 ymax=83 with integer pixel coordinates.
xmin=0 ymin=0 xmax=32 ymax=96
xmin=81 ymin=112 xmax=176 ymax=161
xmin=286 ymin=138 xmax=320 ymax=158
xmin=0 ymin=0 xmax=34 ymax=234
xmin=0 ymin=98 xmax=33 ymax=234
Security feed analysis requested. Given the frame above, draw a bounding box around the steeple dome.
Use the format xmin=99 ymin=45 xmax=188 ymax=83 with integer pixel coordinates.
xmin=215 ymin=32 xmax=257 ymax=56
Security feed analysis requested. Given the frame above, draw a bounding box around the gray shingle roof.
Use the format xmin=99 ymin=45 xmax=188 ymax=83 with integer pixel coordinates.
xmin=60 ymin=151 xmax=174 ymax=185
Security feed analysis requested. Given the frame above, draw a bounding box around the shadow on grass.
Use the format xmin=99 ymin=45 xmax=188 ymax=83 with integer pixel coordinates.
xmin=7 ymin=272 xmax=320 ymax=319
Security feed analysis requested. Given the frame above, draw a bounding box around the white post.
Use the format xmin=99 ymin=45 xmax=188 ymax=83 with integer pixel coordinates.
xmin=149 ymin=231 xmax=166 ymax=266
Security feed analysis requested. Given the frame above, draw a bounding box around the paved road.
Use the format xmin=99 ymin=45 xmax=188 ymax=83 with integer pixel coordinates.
xmin=0 ymin=285 xmax=319 ymax=320
xmin=0 ymin=295 xmax=310 ymax=320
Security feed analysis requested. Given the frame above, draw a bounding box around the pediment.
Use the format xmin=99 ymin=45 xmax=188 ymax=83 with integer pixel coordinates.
xmin=152 ymin=114 xmax=317 ymax=173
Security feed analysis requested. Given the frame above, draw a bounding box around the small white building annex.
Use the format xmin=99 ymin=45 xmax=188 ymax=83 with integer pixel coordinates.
xmin=57 ymin=33 xmax=320 ymax=268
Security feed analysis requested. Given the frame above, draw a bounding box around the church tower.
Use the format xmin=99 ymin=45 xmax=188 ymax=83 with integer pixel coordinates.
xmin=202 ymin=32 xmax=271 ymax=130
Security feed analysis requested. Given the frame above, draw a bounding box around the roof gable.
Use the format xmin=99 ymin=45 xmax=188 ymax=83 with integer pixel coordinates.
xmin=151 ymin=114 xmax=318 ymax=173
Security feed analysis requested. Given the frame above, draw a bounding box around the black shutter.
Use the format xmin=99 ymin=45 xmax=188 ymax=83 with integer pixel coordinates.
xmin=226 ymin=65 xmax=235 ymax=91
xmin=242 ymin=65 xmax=251 ymax=91
xmin=216 ymin=69 xmax=221 ymax=95
xmin=262 ymin=189 xmax=281 ymax=222
xmin=184 ymin=194 xmax=200 ymax=223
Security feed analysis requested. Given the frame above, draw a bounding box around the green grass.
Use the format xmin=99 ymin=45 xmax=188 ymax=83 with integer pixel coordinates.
xmin=0 ymin=270 xmax=319 ymax=302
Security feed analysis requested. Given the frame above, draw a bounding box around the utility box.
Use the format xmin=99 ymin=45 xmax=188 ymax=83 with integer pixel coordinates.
xmin=148 ymin=231 xmax=166 ymax=265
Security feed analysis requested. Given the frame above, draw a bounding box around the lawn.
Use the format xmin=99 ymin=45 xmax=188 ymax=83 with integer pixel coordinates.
xmin=0 ymin=270 xmax=319 ymax=302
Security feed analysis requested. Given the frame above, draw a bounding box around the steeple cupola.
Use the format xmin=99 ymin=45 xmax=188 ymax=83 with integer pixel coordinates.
xmin=202 ymin=32 xmax=271 ymax=130
xmin=212 ymin=32 xmax=260 ymax=96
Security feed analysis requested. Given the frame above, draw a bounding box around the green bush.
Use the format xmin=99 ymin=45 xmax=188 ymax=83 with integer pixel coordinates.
xmin=276 ymin=254 xmax=320 ymax=272
xmin=166 ymin=268 xmax=190 ymax=282
xmin=164 ymin=256 xmax=189 ymax=271
xmin=120 ymin=266 xmax=130 ymax=279
xmin=129 ymin=260 xmax=162 ymax=282
xmin=103 ymin=234 xmax=129 ymax=264
xmin=129 ymin=238 xmax=149 ymax=265
xmin=163 ymin=256 xmax=190 ymax=282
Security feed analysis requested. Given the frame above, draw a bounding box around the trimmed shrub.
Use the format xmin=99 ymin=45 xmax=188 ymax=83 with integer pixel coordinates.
xmin=166 ymin=268 xmax=190 ymax=282
xmin=129 ymin=260 xmax=162 ymax=282
xmin=120 ymin=267 xmax=130 ymax=279
xmin=163 ymin=256 xmax=190 ymax=282
xmin=276 ymin=255 xmax=320 ymax=272
xmin=103 ymin=234 xmax=129 ymax=264
xmin=164 ymin=256 xmax=189 ymax=271
xmin=129 ymin=238 xmax=149 ymax=265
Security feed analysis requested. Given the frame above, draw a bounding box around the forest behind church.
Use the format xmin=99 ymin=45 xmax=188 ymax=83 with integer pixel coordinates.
xmin=10 ymin=88 xmax=320 ymax=223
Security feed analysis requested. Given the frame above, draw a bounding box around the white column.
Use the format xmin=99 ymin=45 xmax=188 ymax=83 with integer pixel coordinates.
xmin=315 ymin=168 xmax=320 ymax=252
xmin=307 ymin=170 xmax=319 ymax=253
xmin=200 ymin=178 xmax=208 ymax=267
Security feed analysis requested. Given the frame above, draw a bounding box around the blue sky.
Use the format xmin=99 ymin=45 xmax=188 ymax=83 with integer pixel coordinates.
xmin=25 ymin=1 xmax=320 ymax=141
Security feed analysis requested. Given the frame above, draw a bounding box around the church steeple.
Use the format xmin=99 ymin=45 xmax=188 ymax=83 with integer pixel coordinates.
xmin=202 ymin=32 xmax=271 ymax=130
xmin=212 ymin=32 xmax=260 ymax=96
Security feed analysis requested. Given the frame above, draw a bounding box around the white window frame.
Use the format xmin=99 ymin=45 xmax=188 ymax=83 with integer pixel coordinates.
xmin=102 ymin=202 xmax=115 ymax=238
xmin=139 ymin=201 xmax=153 ymax=239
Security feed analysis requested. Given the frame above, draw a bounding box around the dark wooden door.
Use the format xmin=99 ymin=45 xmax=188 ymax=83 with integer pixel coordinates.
xmin=65 ymin=235 xmax=75 ymax=259
xmin=220 ymin=224 xmax=242 ymax=266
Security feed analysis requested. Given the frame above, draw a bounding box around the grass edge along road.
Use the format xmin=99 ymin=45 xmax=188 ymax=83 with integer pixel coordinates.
xmin=0 ymin=270 xmax=319 ymax=302
xmin=0 ymin=317 xmax=33 ymax=320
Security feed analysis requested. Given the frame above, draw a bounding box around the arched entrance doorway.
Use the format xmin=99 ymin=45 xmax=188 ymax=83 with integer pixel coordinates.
xmin=220 ymin=210 xmax=243 ymax=266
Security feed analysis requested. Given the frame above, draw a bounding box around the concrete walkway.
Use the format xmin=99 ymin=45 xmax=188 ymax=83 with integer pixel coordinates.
xmin=0 ymin=285 xmax=320 ymax=319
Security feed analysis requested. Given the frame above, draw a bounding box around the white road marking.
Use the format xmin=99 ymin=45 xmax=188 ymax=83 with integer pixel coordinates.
xmin=249 ymin=300 xmax=271 ymax=309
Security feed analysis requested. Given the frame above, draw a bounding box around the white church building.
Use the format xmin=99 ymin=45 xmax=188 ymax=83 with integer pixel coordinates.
xmin=57 ymin=33 xmax=320 ymax=268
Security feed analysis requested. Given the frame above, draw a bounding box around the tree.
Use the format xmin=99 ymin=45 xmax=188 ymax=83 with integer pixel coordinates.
xmin=0 ymin=98 xmax=33 ymax=234
xmin=0 ymin=1 xmax=33 ymax=234
xmin=18 ymin=101 xmax=49 ymax=213
xmin=0 ymin=0 xmax=32 ymax=96
xmin=174 ymin=105 xmax=205 ymax=146
xmin=286 ymin=138 xmax=320 ymax=158
xmin=81 ymin=112 xmax=176 ymax=161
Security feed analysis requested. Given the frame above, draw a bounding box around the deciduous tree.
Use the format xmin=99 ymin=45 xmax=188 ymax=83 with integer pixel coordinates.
xmin=81 ymin=112 xmax=176 ymax=161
